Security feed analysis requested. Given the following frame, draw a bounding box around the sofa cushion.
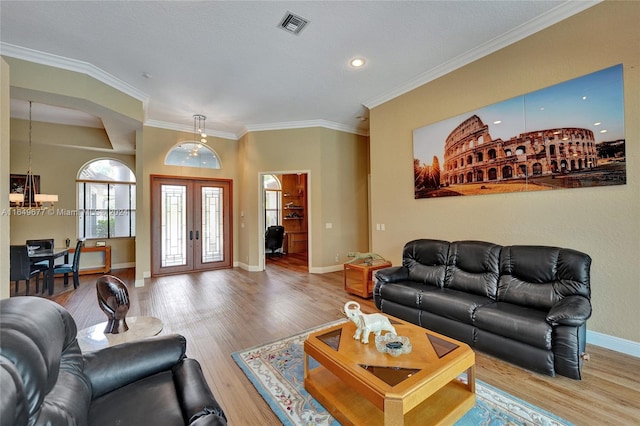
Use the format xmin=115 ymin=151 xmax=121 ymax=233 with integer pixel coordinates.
xmin=418 ymin=288 xmax=493 ymax=324
xmin=445 ymin=241 xmax=501 ymax=298
xmin=402 ymin=239 xmax=450 ymax=287
xmin=376 ymin=281 xmax=426 ymax=307
xmin=498 ymin=245 xmax=591 ymax=310
xmin=89 ymin=371 xmax=185 ymax=426
xmin=475 ymin=302 xmax=552 ymax=350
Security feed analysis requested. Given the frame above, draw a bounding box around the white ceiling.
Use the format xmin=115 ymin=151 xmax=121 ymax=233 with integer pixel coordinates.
xmin=1 ymin=1 xmax=600 ymax=146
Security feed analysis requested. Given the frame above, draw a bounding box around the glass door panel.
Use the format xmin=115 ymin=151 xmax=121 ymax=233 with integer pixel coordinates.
xmin=200 ymin=186 xmax=223 ymax=263
xmin=161 ymin=185 xmax=188 ymax=267
xmin=194 ymin=181 xmax=231 ymax=270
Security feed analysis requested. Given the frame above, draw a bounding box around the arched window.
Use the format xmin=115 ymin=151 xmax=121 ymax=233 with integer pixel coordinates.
xmin=263 ymin=174 xmax=281 ymax=229
xmin=77 ymin=159 xmax=136 ymax=238
xmin=165 ymin=143 xmax=221 ymax=169
xmin=533 ymin=163 xmax=543 ymax=175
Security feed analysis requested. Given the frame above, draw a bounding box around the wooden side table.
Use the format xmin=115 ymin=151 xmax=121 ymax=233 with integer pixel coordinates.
xmin=343 ymin=260 xmax=392 ymax=298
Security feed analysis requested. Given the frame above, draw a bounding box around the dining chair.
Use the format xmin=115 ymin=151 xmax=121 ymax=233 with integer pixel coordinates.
xmin=26 ymin=238 xmax=54 ymax=281
xmin=53 ymin=239 xmax=85 ymax=289
xmin=26 ymin=238 xmax=54 ymax=250
xmin=10 ymin=245 xmax=43 ymax=295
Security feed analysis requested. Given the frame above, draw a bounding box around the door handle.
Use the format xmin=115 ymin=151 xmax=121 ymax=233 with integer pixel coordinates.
xmin=195 ymin=230 xmax=200 ymax=240
xmin=190 ymin=230 xmax=193 ymax=240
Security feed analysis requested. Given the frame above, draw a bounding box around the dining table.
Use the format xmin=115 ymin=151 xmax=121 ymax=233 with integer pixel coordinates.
xmin=28 ymin=247 xmax=70 ymax=295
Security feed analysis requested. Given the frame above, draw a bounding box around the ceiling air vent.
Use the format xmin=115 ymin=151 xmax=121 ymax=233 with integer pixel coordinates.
xmin=278 ymin=11 xmax=309 ymax=35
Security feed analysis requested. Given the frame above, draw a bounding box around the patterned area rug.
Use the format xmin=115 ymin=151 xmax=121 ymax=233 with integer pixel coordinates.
xmin=232 ymin=320 xmax=573 ymax=426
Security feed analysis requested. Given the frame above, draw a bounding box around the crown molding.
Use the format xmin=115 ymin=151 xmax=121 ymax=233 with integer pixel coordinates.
xmin=144 ymin=119 xmax=238 ymax=141
xmin=363 ymin=0 xmax=602 ymax=109
xmin=3 ymin=42 xmax=368 ymax=139
xmin=240 ymin=119 xmax=368 ymax=139
xmin=1 ymin=42 xmax=150 ymax=106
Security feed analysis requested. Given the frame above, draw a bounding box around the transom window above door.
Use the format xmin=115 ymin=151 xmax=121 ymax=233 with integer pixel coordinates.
xmin=165 ymin=143 xmax=221 ymax=169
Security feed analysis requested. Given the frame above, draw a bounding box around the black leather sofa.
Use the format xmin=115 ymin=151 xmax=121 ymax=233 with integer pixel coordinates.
xmin=374 ymin=239 xmax=592 ymax=380
xmin=0 ymin=296 xmax=227 ymax=425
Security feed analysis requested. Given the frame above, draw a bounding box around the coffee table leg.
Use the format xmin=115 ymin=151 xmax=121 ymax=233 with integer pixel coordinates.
xmin=466 ymin=365 xmax=476 ymax=393
xmin=384 ymin=397 xmax=404 ymax=426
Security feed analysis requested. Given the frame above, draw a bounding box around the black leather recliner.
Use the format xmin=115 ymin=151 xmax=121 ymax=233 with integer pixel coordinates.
xmin=0 ymin=296 xmax=227 ymax=425
xmin=374 ymin=239 xmax=592 ymax=380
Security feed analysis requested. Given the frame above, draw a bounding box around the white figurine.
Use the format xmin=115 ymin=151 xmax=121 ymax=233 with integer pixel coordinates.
xmin=343 ymin=301 xmax=396 ymax=344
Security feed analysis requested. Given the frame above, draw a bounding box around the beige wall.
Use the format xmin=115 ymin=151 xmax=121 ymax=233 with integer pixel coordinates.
xmin=369 ymin=1 xmax=640 ymax=343
xmin=9 ymin=119 xmax=136 ymax=267
xmin=237 ymin=128 xmax=369 ymax=272
xmin=1 ymin=58 xmax=10 ymax=299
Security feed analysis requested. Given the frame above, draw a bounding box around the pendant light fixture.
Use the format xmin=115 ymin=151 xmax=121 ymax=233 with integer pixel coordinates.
xmin=9 ymin=101 xmax=58 ymax=209
xmin=193 ymin=114 xmax=207 ymax=144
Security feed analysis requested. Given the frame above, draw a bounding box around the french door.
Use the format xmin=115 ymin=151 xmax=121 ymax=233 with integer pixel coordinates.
xmin=151 ymin=176 xmax=232 ymax=276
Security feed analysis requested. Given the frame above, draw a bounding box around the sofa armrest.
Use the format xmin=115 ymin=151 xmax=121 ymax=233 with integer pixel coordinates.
xmin=83 ymin=334 xmax=187 ymax=398
xmin=546 ymin=295 xmax=592 ymax=326
xmin=375 ymin=266 xmax=409 ymax=284
xmin=174 ymin=358 xmax=227 ymax=425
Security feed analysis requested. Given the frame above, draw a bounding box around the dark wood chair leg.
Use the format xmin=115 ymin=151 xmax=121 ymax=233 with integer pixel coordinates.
xmin=73 ymin=272 xmax=80 ymax=289
xmin=63 ymin=273 xmax=69 ymax=285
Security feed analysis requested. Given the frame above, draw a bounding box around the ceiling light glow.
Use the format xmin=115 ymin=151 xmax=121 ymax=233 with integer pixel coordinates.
xmin=350 ymin=58 xmax=365 ymax=68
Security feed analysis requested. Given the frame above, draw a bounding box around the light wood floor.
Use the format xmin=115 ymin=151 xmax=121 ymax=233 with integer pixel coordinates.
xmin=44 ymin=265 xmax=640 ymax=425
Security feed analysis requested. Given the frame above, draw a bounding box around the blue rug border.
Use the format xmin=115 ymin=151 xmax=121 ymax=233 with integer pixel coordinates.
xmin=231 ymin=350 xmax=296 ymax=426
xmin=474 ymin=379 xmax=574 ymax=425
xmin=230 ymin=319 xmax=346 ymax=426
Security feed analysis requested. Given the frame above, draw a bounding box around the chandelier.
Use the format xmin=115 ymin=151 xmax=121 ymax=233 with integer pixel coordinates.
xmin=9 ymin=101 xmax=58 ymax=209
xmin=193 ymin=114 xmax=207 ymax=144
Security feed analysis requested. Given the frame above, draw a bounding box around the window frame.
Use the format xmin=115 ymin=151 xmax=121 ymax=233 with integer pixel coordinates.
xmin=77 ymin=159 xmax=136 ymax=239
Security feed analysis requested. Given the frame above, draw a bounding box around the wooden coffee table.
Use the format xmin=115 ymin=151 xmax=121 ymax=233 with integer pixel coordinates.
xmin=304 ymin=315 xmax=475 ymax=425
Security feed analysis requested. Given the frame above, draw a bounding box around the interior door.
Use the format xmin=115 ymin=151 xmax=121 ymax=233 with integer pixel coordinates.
xmin=151 ymin=176 xmax=232 ymax=276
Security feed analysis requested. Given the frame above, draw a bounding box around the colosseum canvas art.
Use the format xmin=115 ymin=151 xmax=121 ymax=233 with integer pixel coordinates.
xmin=413 ymin=64 xmax=625 ymax=199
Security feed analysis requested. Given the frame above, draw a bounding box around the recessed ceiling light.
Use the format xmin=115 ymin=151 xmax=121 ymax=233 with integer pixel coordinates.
xmin=350 ymin=58 xmax=366 ymax=68
xmin=493 ymin=120 xmax=502 ymax=124
xmin=593 ymin=122 xmax=601 ymax=126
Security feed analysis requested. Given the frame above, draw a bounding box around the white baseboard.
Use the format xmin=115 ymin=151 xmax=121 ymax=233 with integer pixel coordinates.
xmin=112 ymin=262 xmax=136 ymax=270
xmin=309 ymin=264 xmax=343 ymax=274
xmin=587 ymin=330 xmax=640 ymax=358
xmin=236 ymin=261 xmax=262 ymax=272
